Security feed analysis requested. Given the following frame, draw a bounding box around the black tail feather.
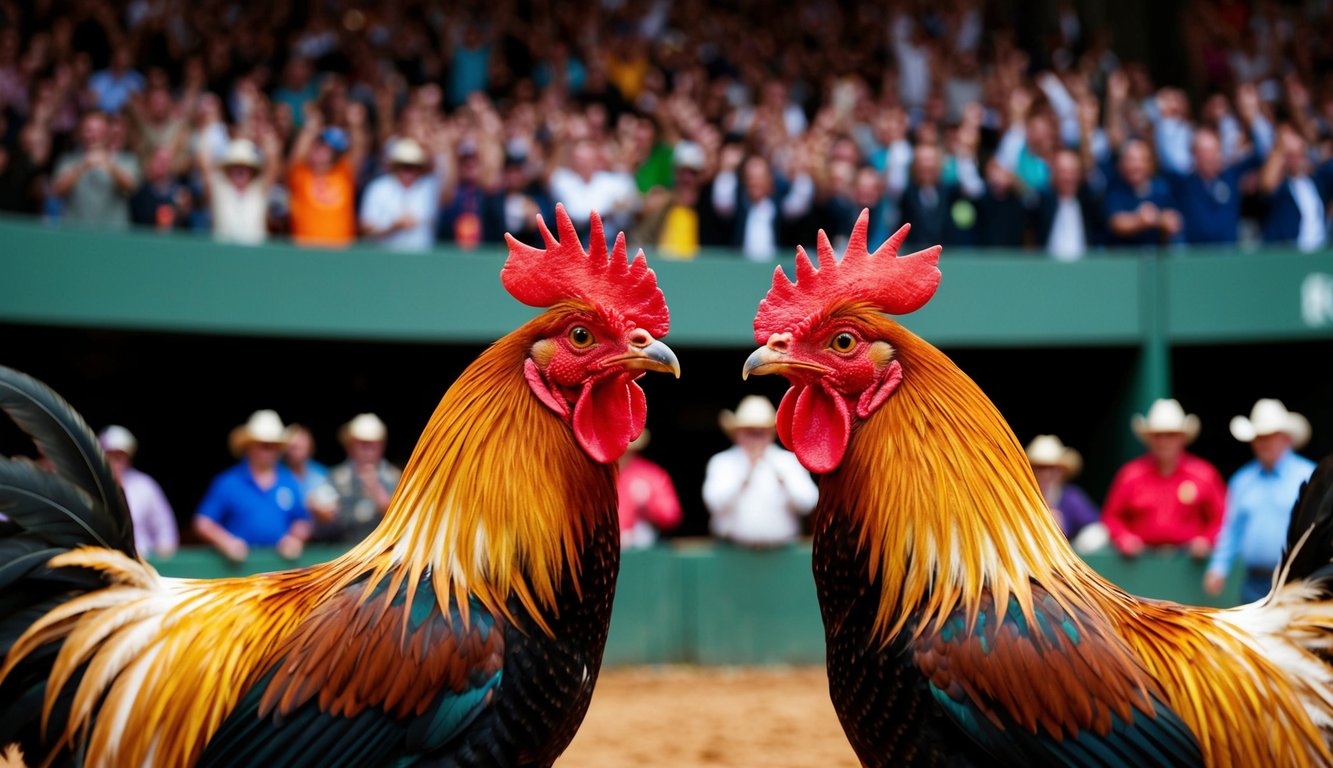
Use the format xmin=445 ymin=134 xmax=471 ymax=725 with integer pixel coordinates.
xmin=0 ymin=365 xmax=134 ymax=556
xmin=1276 ymin=454 xmax=1333 ymax=590
xmin=0 ymin=365 xmax=135 ymax=766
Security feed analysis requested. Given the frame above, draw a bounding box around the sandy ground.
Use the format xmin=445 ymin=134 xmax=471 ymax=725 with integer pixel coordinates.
xmin=559 ymin=665 xmax=861 ymax=767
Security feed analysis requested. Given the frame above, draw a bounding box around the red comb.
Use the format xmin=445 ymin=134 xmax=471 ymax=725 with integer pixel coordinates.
xmin=502 ymin=204 xmax=669 ymax=338
xmin=753 ymin=210 xmax=941 ymax=343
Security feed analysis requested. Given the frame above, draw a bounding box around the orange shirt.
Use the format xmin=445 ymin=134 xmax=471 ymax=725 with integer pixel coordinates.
xmin=288 ymin=158 xmax=357 ymax=247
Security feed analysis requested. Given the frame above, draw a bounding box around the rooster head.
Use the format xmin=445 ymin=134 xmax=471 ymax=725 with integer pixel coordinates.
xmin=743 ymin=210 xmax=941 ymax=474
xmin=503 ymin=204 xmax=679 ymax=464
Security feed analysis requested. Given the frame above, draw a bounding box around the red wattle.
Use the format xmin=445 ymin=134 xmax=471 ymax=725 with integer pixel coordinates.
xmin=783 ymin=382 xmax=851 ymax=474
xmin=572 ymin=375 xmax=644 ymax=464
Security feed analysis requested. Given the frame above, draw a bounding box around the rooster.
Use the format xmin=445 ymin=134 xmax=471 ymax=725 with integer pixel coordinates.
xmin=0 ymin=205 xmax=680 ymax=767
xmin=742 ymin=209 xmax=1333 ymax=767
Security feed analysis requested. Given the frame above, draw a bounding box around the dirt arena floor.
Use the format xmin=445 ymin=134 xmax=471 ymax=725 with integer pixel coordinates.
xmin=560 ymin=665 xmax=861 ymax=767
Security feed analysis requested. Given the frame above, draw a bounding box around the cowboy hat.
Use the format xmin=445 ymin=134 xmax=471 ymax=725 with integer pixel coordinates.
xmin=339 ymin=413 xmax=387 ymax=445
xmin=219 ymin=138 xmax=263 ymax=170
xmin=1230 ymin=398 xmax=1311 ymax=448
xmin=387 ymin=137 xmax=429 ymax=167
xmin=98 ymin=425 xmax=137 ymax=457
xmin=228 ymin=409 xmax=290 ymax=457
xmin=719 ymin=395 xmax=778 ymax=436
xmin=1131 ymin=399 xmax=1200 ymax=444
xmin=1025 ymin=434 xmax=1082 ymax=478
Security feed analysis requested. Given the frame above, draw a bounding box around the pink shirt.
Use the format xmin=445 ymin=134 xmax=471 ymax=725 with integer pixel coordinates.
xmin=1102 ymin=453 xmax=1227 ymax=551
xmin=616 ymin=455 xmax=682 ymax=546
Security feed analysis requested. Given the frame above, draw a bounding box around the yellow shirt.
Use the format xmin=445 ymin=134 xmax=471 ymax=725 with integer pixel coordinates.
xmin=657 ymin=205 xmax=698 ymax=259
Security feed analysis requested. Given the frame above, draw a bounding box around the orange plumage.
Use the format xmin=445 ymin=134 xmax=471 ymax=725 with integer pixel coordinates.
xmin=745 ymin=211 xmax=1333 ymax=767
xmin=0 ymin=206 xmax=679 ymax=767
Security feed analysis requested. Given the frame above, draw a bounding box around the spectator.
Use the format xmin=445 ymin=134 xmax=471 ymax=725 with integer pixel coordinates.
xmin=1032 ymin=148 xmax=1103 ymax=259
xmin=194 ymin=410 xmax=311 ymax=563
xmin=320 ymin=413 xmax=402 ymax=545
xmin=281 ymin=423 xmax=335 ymax=525
xmin=632 ymin=139 xmax=709 ymax=259
xmin=888 ymin=141 xmax=981 ymax=249
xmin=1025 ymin=434 xmax=1101 ymax=544
xmin=711 ymin=148 xmax=814 ymax=261
xmin=1167 ymin=84 xmax=1273 ymax=246
xmin=359 ymin=137 xmax=441 ymax=252
xmin=1102 ymin=399 xmax=1228 ymax=558
xmin=616 ymin=429 xmax=683 ymax=548
xmin=703 ymin=395 xmax=819 ymax=548
xmin=287 ymin=103 xmax=369 ymax=248
xmin=51 ymin=111 xmax=140 ymax=229
xmin=483 ymin=151 xmax=554 ymax=246
xmin=87 ymin=48 xmax=144 ymax=115
xmin=1258 ymin=124 xmax=1333 ymax=252
xmin=549 ymin=137 xmax=640 ymax=246
xmin=129 ymin=146 xmax=192 ymax=230
xmin=197 ymin=136 xmax=280 ymax=245
xmin=438 ymin=138 xmax=500 ymax=249
xmin=98 ymin=425 xmax=178 ymax=560
xmin=972 ymin=157 xmax=1028 ymax=248
xmin=1104 ymin=139 xmax=1183 ymax=248
xmin=1205 ymin=399 xmax=1316 ymax=603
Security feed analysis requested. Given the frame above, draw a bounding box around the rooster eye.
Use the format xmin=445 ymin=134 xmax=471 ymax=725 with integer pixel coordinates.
xmin=568 ymin=326 xmax=595 ymax=348
xmin=830 ymin=332 xmax=857 ymax=353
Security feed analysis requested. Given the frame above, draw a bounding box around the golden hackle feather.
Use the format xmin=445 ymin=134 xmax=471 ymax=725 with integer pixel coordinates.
xmin=0 ymin=309 xmax=607 ymax=767
xmin=826 ymin=306 xmax=1333 ymax=766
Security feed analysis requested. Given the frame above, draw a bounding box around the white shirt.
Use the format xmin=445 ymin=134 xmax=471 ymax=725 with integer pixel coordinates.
xmin=210 ymin=171 xmax=268 ymax=245
xmin=1290 ymin=175 xmax=1327 ymax=253
xmin=703 ymin=444 xmax=819 ymax=546
xmin=359 ymin=172 xmax=441 ymax=252
xmin=1047 ymin=196 xmax=1087 ymax=261
xmin=549 ymin=167 xmax=639 ymax=231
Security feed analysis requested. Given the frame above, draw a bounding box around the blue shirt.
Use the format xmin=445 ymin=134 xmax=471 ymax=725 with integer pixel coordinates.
xmin=196 ymin=462 xmax=310 ymax=546
xmin=1168 ymin=155 xmax=1262 ymax=245
xmin=1208 ymin=450 xmax=1316 ymax=575
xmin=1103 ymin=176 xmax=1180 ymax=248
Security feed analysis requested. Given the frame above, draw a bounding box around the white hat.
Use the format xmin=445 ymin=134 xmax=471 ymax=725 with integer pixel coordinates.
xmin=719 ymin=395 xmax=778 ymax=435
xmin=228 ymin=409 xmax=290 ymax=456
xmin=1025 ymin=434 xmax=1082 ymax=478
xmin=1132 ymin=399 xmax=1201 ymax=444
xmin=220 ymin=138 xmax=263 ymax=170
xmin=340 ymin=413 xmax=387 ymax=444
xmin=1230 ymin=399 xmax=1311 ymax=448
xmin=387 ymin=137 xmax=428 ymax=167
xmin=98 ymin=425 xmax=137 ymax=457
xmin=673 ymin=140 xmax=705 ymax=170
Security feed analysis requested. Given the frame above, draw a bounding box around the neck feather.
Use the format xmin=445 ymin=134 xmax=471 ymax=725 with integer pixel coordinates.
xmin=339 ymin=316 xmax=614 ymax=633
xmin=821 ymin=327 xmax=1105 ymax=643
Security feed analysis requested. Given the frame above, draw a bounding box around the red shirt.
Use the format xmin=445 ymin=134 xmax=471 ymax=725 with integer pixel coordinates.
xmin=616 ymin=455 xmax=682 ymax=542
xmin=1101 ymin=453 xmax=1227 ymax=550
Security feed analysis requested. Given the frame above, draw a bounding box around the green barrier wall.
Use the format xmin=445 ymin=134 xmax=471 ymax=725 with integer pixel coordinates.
xmin=148 ymin=542 xmax=1243 ymax=666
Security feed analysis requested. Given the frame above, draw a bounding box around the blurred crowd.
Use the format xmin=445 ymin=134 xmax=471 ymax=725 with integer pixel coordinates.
xmin=1 ymin=0 xmax=1332 ymax=257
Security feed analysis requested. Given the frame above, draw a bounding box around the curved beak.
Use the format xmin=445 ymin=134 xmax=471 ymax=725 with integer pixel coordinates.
xmin=743 ymin=346 xmax=827 ymax=380
xmin=608 ymin=338 xmax=682 ymax=378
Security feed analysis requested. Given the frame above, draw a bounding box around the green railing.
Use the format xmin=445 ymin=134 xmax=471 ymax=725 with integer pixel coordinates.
xmin=147 ymin=542 xmax=1244 ymax=666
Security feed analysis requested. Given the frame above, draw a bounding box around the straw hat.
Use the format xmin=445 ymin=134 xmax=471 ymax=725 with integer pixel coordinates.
xmin=219 ymin=138 xmax=263 ymax=170
xmin=1131 ymin=399 xmax=1201 ymax=444
xmin=1025 ymin=434 xmax=1082 ymax=478
xmin=387 ymin=137 xmax=429 ymax=167
xmin=719 ymin=395 xmax=778 ymax=436
xmin=1230 ymin=399 xmax=1311 ymax=448
xmin=228 ymin=409 xmax=290 ymax=457
xmin=98 ymin=425 xmax=137 ymax=457
xmin=339 ymin=413 xmax=387 ymax=445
